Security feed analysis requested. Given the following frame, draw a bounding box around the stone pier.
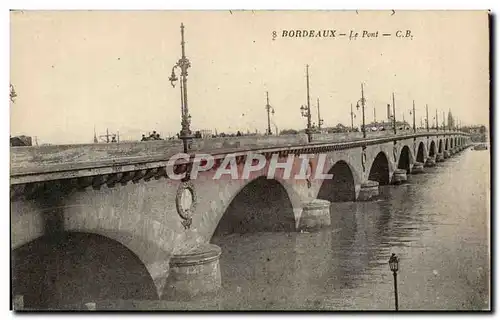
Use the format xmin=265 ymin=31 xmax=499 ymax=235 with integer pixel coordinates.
xmin=425 ymin=157 xmax=436 ymax=167
xmin=163 ymin=244 xmax=222 ymax=300
xmin=436 ymin=153 xmax=445 ymax=162
xmin=411 ymin=162 xmax=425 ymax=174
xmin=298 ymin=199 xmax=331 ymax=231
xmin=357 ymin=180 xmax=380 ymax=201
xmin=392 ymin=168 xmax=408 ymax=184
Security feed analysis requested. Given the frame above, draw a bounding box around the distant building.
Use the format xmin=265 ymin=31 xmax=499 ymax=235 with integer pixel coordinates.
xmin=10 ymin=135 xmax=32 ymax=147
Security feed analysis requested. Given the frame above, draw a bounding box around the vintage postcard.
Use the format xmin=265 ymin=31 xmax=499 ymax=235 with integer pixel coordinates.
xmin=9 ymin=10 xmax=490 ymax=311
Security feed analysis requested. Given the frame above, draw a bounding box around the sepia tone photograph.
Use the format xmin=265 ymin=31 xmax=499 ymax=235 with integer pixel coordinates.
xmin=9 ymin=10 xmax=490 ymax=311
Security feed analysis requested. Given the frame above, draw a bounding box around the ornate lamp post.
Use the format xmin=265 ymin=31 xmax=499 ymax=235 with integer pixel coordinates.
xmin=265 ymin=91 xmax=275 ymax=135
xmin=350 ymin=103 xmax=356 ymax=131
xmin=392 ymin=93 xmax=397 ymax=134
xmin=169 ymin=23 xmax=193 ymax=153
xmin=300 ymin=65 xmax=312 ymax=143
xmin=426 ymin=104 xmax=430 ymax=132
xmin=356 ymin=83 xmax=367 ymax=138
xmin=443 ymin=111 xmax=446 ymax=131
xmin=300 ymin=103 xmax=311 ymax=142
xmin=410 ymin=100 xmax=416 ymax=133
xmin=435 ymin=109 xmax=439 ymax=132
xmin=317 ymin=98 xmax=324 ymax=130
xmin=389 ymin=253 xmax=400 ymax=311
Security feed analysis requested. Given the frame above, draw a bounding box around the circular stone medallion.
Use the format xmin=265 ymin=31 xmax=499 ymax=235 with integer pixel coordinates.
xmin=176 ymin=181 xmax=197 ymax=220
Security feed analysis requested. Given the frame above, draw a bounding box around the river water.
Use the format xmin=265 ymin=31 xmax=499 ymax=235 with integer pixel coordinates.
xmin=106 ymin=148 xmax=490 ymax=311
xmin=208 ymin=148 xmax=489 ymax=311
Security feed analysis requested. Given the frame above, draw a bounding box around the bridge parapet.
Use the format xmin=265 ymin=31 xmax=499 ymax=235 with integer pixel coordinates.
xmin=10 ymin=131 xmax=469 ymax=186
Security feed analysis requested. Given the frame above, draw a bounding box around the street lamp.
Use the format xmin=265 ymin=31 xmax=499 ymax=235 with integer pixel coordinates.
xmin=350 ymin=103 xmax=356 ymax=132
xmin=392 ymin=93 xmax=397 ymax=134
xmin=300 ymin=65 xmax=312 ymax=143
xmin=435 ymin=109 xmax=439 ymax=132
xmin=410 ymin=100 xmax=416 ymax=133
xmin=426 ymin=104 xmax=430 ymax=132
xmin=355 ymin=83 xmax=367 ymax=138
xmin=272 ymin=121 xmax=279 ymax=135
xmin=300 ymin=103 xmax=311 ymax=140
xmin=265 ymin=91 xmax=275 ymax=135
xmin=389 ymin=253 xmax=400 ymax=311
xmin=169 ymin=23 xmax=193 ymax=154
xmin=443 ymin=111 xmax=446 ymax=131
xmin=317 ymin=98 xmax=324 ymax=130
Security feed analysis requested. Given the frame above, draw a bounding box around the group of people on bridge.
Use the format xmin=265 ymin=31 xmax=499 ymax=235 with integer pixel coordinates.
xmin=140 ymin=131 xmax=163 ymax=141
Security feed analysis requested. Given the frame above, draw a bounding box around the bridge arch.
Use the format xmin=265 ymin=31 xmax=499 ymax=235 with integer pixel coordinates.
xmin=416 ymin=142 xmax=426 ymax=163
xmin=368 ymin=151 xmax=390 ymax=185
xmin=438 ymin=139 xmax=443 ymax=153
xmin=445 ymin=138 xmax=449 ymax=151
xmin=12 ymin=232 xmax=158 ymax=309
xmin=11 ymin=179 xmax=176 ymax=302
xmin=397 ymin=146 xmax=412 ymax=173
xmin=317 ymin=160 xmax=356 ymax=202
xmin=429 ymin=140 xmax=436 ymax=157
xmin=211 ymin=176 xmax=296 ymax=238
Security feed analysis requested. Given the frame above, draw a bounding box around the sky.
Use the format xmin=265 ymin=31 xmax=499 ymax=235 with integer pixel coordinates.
xmin=10 ymin=10 xmax=489 ymax=145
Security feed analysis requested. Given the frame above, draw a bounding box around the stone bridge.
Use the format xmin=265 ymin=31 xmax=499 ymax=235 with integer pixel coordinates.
xmin=10 ymin=131 xmax=471 ymax=309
